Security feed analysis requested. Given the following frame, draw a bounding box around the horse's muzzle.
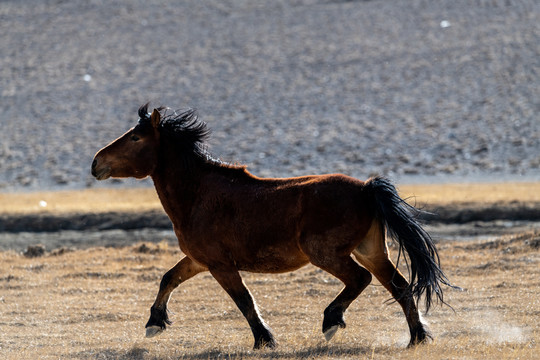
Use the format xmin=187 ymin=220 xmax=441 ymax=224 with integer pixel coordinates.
xmin=91 ymin=158 xmax=111 ymax=180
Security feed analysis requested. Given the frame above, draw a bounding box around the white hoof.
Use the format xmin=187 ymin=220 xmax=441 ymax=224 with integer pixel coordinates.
xmin=324 ymin=325 xmax=339 ymax=342
xmin=145 ymin=326 xmax=164 ymax=338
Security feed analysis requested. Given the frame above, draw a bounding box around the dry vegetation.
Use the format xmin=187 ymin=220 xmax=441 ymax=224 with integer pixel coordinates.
xmin=1 ymin=183 xmax=539 ymax=358
xmin=0 ymin=188 xmax=161 ymax=215
xmin=1 ymin=231 xmax=538 ymax=359
xmin=1 ymin=182 xmax=539 ymax=215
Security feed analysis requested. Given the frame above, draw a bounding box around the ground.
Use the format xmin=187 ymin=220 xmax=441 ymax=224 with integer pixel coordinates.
xmin=0 ymin=185 xmax=539 ymax=359
xmin=0 ymin=1 xmax=538 ymax=357
xmin=0 ymin=232 xmax=538 ymax=359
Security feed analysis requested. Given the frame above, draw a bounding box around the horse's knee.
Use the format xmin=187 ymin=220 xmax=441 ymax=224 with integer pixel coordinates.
xmin=159 ymin=271 xmax=172 ymax=290
xmin=359 ymin=266 xmax=373 ymax=287
xmin=159 ymin=268 xmax=181 ymax=291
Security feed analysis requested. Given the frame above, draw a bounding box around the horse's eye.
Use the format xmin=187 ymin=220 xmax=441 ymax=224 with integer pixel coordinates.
xmin=131 ymin=134 xmax=140 ymax=142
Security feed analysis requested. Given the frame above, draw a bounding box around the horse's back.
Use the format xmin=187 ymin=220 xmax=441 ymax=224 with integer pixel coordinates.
xmin=203 ymin=172 xmax=374 ymax=234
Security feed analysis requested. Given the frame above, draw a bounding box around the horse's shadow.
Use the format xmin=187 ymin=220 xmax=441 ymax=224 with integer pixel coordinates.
xmin=182 ymin=344 xmax=373 ymax=359
xmin=89 ymin=343 xmax=373 ymax=359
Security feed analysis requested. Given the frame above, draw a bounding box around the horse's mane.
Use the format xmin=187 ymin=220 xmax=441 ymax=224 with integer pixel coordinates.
xmin=138 ymin=103 xmax=241 ymax=171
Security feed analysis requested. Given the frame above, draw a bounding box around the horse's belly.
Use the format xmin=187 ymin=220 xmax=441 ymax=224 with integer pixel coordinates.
xmin=175 ymin=228 xmax=308 ymax=273
xmin=235 ymin=245 xmax=309 ymax=273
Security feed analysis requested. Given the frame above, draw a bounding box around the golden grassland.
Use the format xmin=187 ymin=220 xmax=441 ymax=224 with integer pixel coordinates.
xmin=1 ymin=182 xmax=539 ymax=215
xmin=0 ymin=232 xmax=538 ymax=359
xmin=0 ymin=182 xmax=539 ymax=358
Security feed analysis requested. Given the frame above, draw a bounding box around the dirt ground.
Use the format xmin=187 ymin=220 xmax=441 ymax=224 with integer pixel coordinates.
xmin=0 ymin=231 xmax=538 ymax=359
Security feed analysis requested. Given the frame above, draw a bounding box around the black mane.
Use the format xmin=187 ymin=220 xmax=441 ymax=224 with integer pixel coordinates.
xmin=138 ymin=103 xmax=151 ymax=121
xmin=138 ymin=103 xmax=238 ymax=170
xmin=160 ymin=108 xmax=210 ymax=149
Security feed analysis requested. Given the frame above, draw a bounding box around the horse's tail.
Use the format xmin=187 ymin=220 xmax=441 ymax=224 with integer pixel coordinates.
xmin=363 ymin=176 xmax=451 ymax=312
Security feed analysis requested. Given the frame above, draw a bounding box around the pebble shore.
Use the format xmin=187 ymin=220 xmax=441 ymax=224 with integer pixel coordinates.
xmin=1 ymin=0 xmax=538 ymax=191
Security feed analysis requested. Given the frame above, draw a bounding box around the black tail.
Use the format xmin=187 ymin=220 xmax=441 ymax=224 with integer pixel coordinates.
xmin=364 ymin=176 xmax=451 ymax=312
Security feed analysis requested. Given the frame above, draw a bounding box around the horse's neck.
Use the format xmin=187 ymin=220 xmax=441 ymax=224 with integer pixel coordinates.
xmin=151 ymin=156 xmax=252 ymax=229
xmin=151 ymin=165 xmax=202 ymax=230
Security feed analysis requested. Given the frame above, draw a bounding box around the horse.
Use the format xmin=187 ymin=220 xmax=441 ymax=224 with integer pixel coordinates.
xmin=91 ymin=104 xmax=451 ymax=349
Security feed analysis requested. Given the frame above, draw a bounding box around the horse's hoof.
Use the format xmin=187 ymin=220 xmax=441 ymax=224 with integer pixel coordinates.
xmin=407 ymin=324 xmax=433 ymax=347
xmin=145 ymin=325 xmax=164 ymax=338
xmin=253 ymin=338 xmax=277 ymax=350
xmin=253 ymin=331 xmax=277 ymax=350
xmin=323 ymin=325 xmax=340 ymax=342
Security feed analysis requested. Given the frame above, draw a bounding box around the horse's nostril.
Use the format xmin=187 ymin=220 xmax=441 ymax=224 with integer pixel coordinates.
xmin=91 ymin=159 xmax=98 ymax=176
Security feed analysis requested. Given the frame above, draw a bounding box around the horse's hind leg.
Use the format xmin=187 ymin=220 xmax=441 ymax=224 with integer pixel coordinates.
xmin=210 ymin=268 xmax=276 ymax=349
xmin=304 ymin=246 xmax=373 ymax=341
xmin=146 ymin=256 xmax=207 ymax=337
xmin=355 ymin=254 xmax=431 ymax=346
xmin=353 ymin=221 xmax=431 ymax=347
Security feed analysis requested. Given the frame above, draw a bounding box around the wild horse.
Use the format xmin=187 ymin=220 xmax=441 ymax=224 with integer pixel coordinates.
xmin=92 ymin=104 xmax=451 ymax=349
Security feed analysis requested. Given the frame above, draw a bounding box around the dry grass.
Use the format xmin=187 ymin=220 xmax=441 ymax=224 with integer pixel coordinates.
xmin=0 ymin=187 xmax=161 ymax=215
xmin=1 ymin=232 xmax=538 ymax=359
xmin=1 ymin=182 xmax=539 ymax=215
xmin=1 ymin=183 xmax=538 ymax=358
xmin=400 ymin=182 xmax=540 ymax=206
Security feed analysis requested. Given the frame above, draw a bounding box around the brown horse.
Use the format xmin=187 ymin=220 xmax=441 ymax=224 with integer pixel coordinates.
xmin=91 ymin=104 xmax=451 ymax=349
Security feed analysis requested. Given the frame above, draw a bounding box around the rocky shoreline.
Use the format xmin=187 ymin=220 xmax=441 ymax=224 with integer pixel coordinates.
xmin=1 ymin=0 xmax=539 ymax=191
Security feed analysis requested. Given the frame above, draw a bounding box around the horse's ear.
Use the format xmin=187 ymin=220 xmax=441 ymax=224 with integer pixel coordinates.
xmin=150 ymin=109 xmax=161 ymax=129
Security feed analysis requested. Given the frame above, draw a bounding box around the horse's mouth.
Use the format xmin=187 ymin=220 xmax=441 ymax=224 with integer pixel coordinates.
xmin=92 ymin=165 xmax=112 ymax=180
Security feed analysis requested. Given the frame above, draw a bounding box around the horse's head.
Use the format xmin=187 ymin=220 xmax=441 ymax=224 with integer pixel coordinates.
xmin=92 ymin=106 xmax=162 ymax=180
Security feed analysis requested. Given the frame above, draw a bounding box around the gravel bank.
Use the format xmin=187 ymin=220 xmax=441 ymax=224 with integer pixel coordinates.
xmin=1 ymin=0 xmax=539 ymax=191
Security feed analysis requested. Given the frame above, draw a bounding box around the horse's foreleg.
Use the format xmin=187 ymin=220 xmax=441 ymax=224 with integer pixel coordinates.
xmin=210 ymin=268 xmax=276 ymax=350
xmin=145 ymin=256 xmax=207 ymax=338
xmin=309 ymin=255 xmax=372 ymax=341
